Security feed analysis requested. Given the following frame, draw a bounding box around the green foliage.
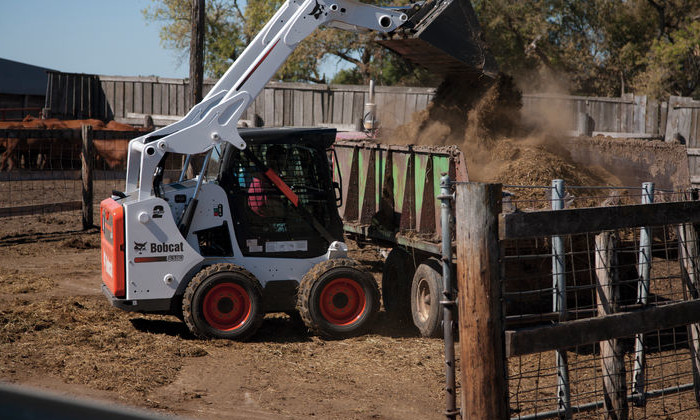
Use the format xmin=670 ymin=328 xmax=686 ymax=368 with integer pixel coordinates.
xmin=473 ymin=0 xmax=700 ymax=98
xmin=636 ymin=20 xmax=700 ymax=97
xmin=144 ymin=0 xmax=700 ymax=97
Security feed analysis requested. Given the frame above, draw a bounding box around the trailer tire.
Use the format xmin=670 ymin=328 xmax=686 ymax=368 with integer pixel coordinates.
xmin=297 ymin=258 xmax=379 ymax=339
xmin=183 ymin=264 xmax=263 ymax=340
xmin=411 ymin=258 xmax=443 ymax=338
xmin=382 ymin=248 xmax=415 ymax=322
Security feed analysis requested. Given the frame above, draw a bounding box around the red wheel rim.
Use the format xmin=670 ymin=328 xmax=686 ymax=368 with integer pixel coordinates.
xmin=202 ymin=283 xmax=251 ymax=331
xmin=319 ymin=278 xmax=366 ymax=326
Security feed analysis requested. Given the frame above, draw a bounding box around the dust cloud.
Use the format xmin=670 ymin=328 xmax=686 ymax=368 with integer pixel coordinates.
xmin=380 ymin=72 xmax=612 ymax=201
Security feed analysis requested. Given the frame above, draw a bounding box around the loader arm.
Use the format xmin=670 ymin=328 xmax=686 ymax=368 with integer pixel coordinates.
xmin=125 ymin=0 xmax=409 ymax=200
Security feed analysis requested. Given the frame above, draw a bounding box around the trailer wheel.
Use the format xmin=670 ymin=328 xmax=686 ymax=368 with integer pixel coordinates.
xmin=183 ymin=263 xmax=263 ymax=340
xmin=411 ymin=258 xmax=443 ymax=338
xmin=297 ymin=258 xmax=379 ymax=339
xmin=382 ymin=248 xmax=415 ymax=322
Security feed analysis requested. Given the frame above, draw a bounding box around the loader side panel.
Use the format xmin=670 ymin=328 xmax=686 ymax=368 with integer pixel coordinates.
xmin=101 ymin=198 xmax=126 ymax=298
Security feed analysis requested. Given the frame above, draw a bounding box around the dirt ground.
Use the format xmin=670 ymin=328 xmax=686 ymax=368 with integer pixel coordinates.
xmin=0 ymin=211 xmax=450 ymax=419
xmin=1 ymin=212 xmax=699 ymax=419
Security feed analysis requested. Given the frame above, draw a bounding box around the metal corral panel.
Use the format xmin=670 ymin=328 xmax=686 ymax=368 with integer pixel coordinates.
xmin=333 ymin=139 xmax=467 ymax=249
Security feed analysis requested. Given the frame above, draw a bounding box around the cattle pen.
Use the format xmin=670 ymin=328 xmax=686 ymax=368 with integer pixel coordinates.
xmin=0 ymin=126 xmax=151 ymax=225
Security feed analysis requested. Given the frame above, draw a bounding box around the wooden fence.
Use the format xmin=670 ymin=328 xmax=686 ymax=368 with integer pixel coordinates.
xmin=458 ymin=181 xmax=700 ymax=419
xmin=667 ymin=96 xmax=700 ymax=187
xmin=45 ymin=71 xmax=700 ymax=187
xmin=46 ymin=72 xmax=680 ymax=137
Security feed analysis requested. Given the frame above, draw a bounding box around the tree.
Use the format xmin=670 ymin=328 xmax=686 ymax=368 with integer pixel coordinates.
xmin=472 ymin=0 xmax=700 ymax=98
xmin=144 ymin=0 xmax=421 ymax=84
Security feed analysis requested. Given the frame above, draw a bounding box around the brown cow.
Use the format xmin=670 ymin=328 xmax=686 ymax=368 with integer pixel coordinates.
xmin=0 ymin=117 xmax=142 ymax=171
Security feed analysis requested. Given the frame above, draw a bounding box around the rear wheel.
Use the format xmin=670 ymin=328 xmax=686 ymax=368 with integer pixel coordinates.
xmin=183 ymin=264 xmax=263 ymax=340
xmin=297 ymin=258 xmax=379 ymax=339
xmin=411 ymin=258 xmax=444 ymax=338
xmin=382 ymin=248 xmax=415 ymax=322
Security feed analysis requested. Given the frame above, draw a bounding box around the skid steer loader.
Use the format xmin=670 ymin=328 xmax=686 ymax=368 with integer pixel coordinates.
xmin=100 ymin=0 xmax=495 ymax=340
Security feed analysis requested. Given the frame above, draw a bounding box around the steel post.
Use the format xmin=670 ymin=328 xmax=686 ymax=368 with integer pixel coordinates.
xmin=551 ymin=179 xmax=571 ymax=418
xmin=633 ymin=181 xmax=654 ymax=405
xmin=439 ymin=174 xmax=458 ymax=419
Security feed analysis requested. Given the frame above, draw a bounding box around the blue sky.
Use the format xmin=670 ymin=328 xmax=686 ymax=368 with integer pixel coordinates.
xmin=0 ymin=0 xmax=187 ymax=78
xmin=0 ymin=0 xmax=347 ymax=80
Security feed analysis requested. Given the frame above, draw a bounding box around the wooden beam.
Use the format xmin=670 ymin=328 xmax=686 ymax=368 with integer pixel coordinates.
xmin=81 ymin=125 xmax=94 ymax=230
xmin=595 ymin=231 xmax=628 ymax=419
xmin=678 ymin=221 xmax=700 ymax=406
xmin=0 ymin=201 xmax=82 ymax=218
xmin=500 ymin=201 xmax=700 ymax=239
xmin=456 ymin=183 xmax=509 ymax=420
xmin=506 ymin=299 xmax=700 ymax=357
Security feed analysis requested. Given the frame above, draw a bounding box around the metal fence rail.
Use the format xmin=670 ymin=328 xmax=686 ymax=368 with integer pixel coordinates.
xmin=0 ymin=127 xmax=148 ymax=222
xmin=455 ymin=180 xmax=700 ymax=419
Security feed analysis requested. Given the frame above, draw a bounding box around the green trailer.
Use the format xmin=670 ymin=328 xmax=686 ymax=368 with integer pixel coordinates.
xmin=332 ymin=139 xmax=467 ymax=337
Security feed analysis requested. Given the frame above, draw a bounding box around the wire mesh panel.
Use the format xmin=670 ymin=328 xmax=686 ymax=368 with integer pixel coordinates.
xmin=502 ymin=183 xmax=700 ymax=419
xmin=0 ymin=127 xmax=144 ymax=221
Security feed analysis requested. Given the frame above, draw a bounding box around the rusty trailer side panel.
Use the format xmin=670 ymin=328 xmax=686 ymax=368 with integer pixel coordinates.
xmin=333 ymin=139 xmax=467 ymax=254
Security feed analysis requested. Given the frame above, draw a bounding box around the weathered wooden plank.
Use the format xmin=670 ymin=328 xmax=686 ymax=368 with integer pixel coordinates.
xmin=263 ymin=88 xmax=274 ymax=126
xmin=678 ymin=220 xmax=700 ymax=405
xmin=81 ymin=125 xmax=94 ymax=229
xmin=153 ymin=82 xmax=162 ymax=115
xmin=169 ymin=84 xmax=177 ymax=115
xmin=283 ymin=89 xmax=293 ymax=126
xmin=177 ymin=84 xmax=186 ymax=115
xmin=500 ymin=200 xmax=700 ymax=239
xmin=352 ymin=91 xmax=364 ymax=128
xmin=133 ymin=82 xmax=143 ymax=114
xmin=0 ymin=201 xmax=82 ymax=218
xmin=659 ymin=101 xmax=668 ymax=137
xmin=691 ymin=108 xmax=700 ymax=148
xmin=302 ymin=90 xmax=313 ymax=126
xmin=342 ymin=91 xmax=354 ymax=125
xmin=293 ymin=89 xmax=303 ymax=126
xmin=124 ymin=82 xmax=134 ymax=115
xmin=456 ymin=182 xmax=508 ymax=419
xmin=313 ymin=90 xmax=323 ymax=125
xmin=331 ymin=91 xmax=344 ymax=124
xmin=143 ymin=83 xmax=153 ymax=116
xmin=101 ymin=80 xmax=115 ymax=120
xmin=506 ymin=299 xmax=700 ymax=357
xmin=273 ymin=89 xmax=284 ymax=126
xmin=114 ymin=82 xmax=125 ymax=119
xmin=595 ymin=231 xmax=628 ymax=419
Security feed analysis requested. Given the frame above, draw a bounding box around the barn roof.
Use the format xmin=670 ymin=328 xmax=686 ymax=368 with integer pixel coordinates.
xmin=0 ymin=58 xmax=55 ymax=96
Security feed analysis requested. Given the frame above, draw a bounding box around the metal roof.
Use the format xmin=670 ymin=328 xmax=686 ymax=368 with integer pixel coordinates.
xmin=0 ymin=58 xmax=55 ymax=96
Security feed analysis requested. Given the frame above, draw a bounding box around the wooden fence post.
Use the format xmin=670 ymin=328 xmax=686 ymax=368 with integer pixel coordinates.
xmin=595 ymin=230 xmax=629 ymax=419
xmin=456 ymin=182 xmax=508 ymax=419
xmin=678 ymin=191 xmax=700 ymax=406
xmin=81 ymin=124 xmax=94 ymax=230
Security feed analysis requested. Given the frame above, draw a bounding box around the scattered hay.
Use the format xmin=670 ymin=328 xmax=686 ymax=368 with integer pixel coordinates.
xmin=0 ymin=271 xmax=53 ymax=295
xmin=0 ymin=296 xmax=206 ymax=398
xmin=62 ymin=236 xmax=100 ymax=250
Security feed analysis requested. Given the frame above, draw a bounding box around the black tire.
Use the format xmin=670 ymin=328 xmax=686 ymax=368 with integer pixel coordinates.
xmin=183 ymin=263 xmax=263 ymax=340
xmin=382 ymin=248 xmax=415 ymax=322
xmin=297 ymin=258 xmax=380 ymax=339
xmin=411 ymin=258 xmax=443 ymax=338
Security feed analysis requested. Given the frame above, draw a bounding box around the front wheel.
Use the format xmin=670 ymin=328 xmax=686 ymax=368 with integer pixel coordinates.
xmin=297 ymin=258 xmax=379 ymax=339
xmin=182 ymin=264 xmax=263 ymax=340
